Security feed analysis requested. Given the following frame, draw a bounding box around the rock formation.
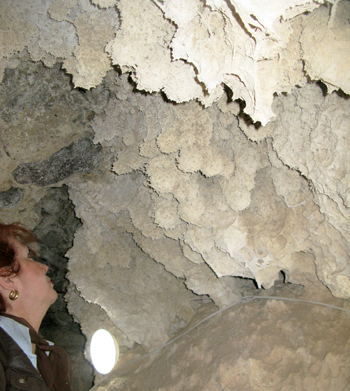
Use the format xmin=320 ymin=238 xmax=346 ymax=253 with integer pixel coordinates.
xmin=0 ymin=0 xmax=349 ymax=389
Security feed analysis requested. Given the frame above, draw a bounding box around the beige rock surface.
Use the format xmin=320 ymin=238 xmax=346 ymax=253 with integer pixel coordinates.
xmin=258 ymin=84 xmax=350 ymax=297
xmin=86 ymin=75 xmax=344 ymax=301
xmin=106 ymin=0 xmax=207 ymax=103
xmin=0 ymin=2 xmax=349 ymax=387
xmin=301 ymin=2 xmax=350 ymax=94
xmin=1 ymin=0 xmax=348 ymax=125
xmin=91 ymin=0 xmax=117 ymax=7
xmin=92 ymin=283 xmax=350 ymax=391
xmin=66 ymin=171 xmax=199 ymax=350
xmin=63 ymin=8 xmax=118 ymax=89
xmin=0 ymin=0 xmax=39 ymax=69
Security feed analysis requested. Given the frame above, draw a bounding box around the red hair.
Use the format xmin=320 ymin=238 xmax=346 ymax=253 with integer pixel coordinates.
xmin=0 ymin=222 xmax=36 ymax=313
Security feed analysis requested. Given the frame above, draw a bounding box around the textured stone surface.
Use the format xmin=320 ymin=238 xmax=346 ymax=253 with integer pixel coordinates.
xmin=63 ymin=7 xmax=119 ymax=89
xmin=106 ymin=0 xmax=214 ymax=105
xmin=301 ymin=2 xmax=350 ymax=94
xmin=91 ymin=0 xmax=117 ymax=7
xmin=0 ymin=58 xmax=111 ymax=391
xmin=0 ymin=5 xmax=349 ymax=389
xmin=33 ymin=186 xmax=94 ymax=391
xmin=94 ymin=284 xmax=350 ymax=391
xmin=0 ymin=1 xmax=39 ymax=68
xmin=66 ymin=171 xmax=200 ymax=350
xmin=0 ymin=187 xmax=24 ymax=210
xmin=0 ymin=0 xmax=77 ymax=71
xmin=2 ymin=0 xmax=349 ymax=124
xmin=86 ymin=75 xmax=344 ymax=301
xmin=0 ymin=56 xmax=109 ymax=195
xmin=12 ymin=135 xmax=103 ymax=186
xmin=246 ymin=83 xmax=350 ymax=297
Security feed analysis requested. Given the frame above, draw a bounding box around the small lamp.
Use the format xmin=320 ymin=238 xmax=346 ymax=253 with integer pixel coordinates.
xmin=90 ymin=329 xmax=119 ymax=375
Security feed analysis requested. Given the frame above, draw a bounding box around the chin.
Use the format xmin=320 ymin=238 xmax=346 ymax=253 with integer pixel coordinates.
xmin=50 ymin=289 xmax=58 ymax=304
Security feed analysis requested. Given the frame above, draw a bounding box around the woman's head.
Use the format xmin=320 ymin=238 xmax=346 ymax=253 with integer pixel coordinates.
xmin=0 ymin=222 xmax=57 ymax=316
xmin=0 ymin=223 xmax=36 ymax=313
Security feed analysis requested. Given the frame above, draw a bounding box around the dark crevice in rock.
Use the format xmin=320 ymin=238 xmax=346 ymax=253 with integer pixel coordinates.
xmin=33 ymin=185 xmax=94 ymax=391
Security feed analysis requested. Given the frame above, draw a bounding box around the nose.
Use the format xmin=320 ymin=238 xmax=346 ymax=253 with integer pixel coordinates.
xmin=38 ymin=262 xmax=49 ymax=273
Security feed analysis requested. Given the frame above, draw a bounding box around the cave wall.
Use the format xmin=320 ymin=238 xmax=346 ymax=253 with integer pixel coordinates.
xmin=106 ymin=284 xmax=350 ymax=391
xmin=1 ymin=0 xmax=349 ymax=125
xmin=0 ymin=0 xmax=350 ymax=389
xmin=0 ymin=58 xmax=102 ymax=389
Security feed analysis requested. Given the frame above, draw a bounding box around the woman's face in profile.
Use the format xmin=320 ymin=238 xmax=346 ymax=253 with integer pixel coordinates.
xmin=11 ymin=238 xmax=57 ymax=309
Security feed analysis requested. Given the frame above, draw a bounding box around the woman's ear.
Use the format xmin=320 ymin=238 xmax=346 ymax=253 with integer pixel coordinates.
xmin=0 ymin=275 xmax=16 ymax=292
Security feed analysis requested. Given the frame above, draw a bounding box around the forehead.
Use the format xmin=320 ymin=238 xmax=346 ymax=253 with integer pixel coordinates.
xmin=9 ymin=237 xmax=29 ymax=258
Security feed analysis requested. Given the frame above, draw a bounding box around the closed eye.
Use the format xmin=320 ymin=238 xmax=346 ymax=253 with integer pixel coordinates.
xmin=27 ymin=248 xmax=37 ymax=260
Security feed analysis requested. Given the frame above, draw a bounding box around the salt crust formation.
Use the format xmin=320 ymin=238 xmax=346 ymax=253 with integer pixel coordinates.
xmin=1 ymin=59 xmax=349 ymax=360
xmin=1 ymin=0 xmax=349 ymax=124
xmin=0 ymin=1 xmax=350 ymax=388
xmin=84 ymin=75 xmax=350 ymax=301
xmin=241 ymin=83 xmax=350 ymax=298
xmin=0 ymin=0 xmax=118 ymax=89
xmin=97 ymin=285 xmax=350 ymax=391
xmin=65 ymin=74 xmax=350 ymax=358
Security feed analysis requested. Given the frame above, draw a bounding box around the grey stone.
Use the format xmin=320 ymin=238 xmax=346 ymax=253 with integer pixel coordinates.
xmin=0 ymin=187 xmax=24 ymax=209
xmin=32 ymin=186 xmax=93 ymax=391
xmin=33 ymin=185 xmax=82 ymax=291
xmin=12 ymin=136 xmax=102 ymax=186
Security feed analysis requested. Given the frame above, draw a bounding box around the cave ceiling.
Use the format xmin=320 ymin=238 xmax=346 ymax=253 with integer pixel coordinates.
xmin=0 ymin=0 xmax=350 ymax=386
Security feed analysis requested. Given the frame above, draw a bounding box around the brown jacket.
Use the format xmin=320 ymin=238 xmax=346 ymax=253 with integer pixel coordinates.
xmin=0 ymin=327 xmax=50 ymax=391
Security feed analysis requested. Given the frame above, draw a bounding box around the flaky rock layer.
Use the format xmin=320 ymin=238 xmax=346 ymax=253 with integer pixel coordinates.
xmin=1 ymin=0 xmax=349 ymax=124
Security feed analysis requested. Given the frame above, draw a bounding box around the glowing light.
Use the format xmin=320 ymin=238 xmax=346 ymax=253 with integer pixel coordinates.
xmin=90 ymin=329 xmax=119 ymax=374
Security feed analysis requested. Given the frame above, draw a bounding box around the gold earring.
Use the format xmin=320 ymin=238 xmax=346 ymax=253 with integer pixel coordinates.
xmin=9 ymin=290 xmax=19 ymax=301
